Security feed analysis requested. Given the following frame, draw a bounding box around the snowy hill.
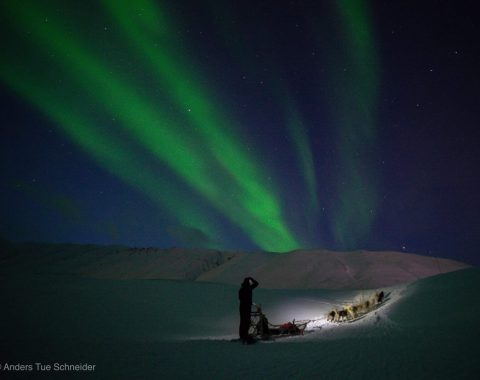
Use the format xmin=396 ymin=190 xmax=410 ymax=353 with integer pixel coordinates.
xmin=196 ymin=249 xmax=470 ymax=289
xmin=0 ymin=242 xmax=469 ymax=289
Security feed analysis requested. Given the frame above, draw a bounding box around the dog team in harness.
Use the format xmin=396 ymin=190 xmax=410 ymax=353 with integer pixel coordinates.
xmin=238 ymin=276 xmax=387 ymax=343
xmin=327 ymin=291 xmax=385 ymax=323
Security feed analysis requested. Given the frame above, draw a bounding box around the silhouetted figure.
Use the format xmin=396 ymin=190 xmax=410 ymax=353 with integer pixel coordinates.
xmin=238 ymin=277 xmax=259 ymax=343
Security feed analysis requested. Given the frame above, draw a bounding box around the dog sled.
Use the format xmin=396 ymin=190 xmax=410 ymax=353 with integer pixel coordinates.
xmin=240 ymin=290 xmax=389 ymax=343
xmin=248 ymin=304 xmax=311 ymax=341
xmin=327 ymin=290 xmax=389 ymax=323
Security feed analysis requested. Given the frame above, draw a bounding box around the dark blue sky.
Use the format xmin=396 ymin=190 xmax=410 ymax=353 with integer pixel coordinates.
xmin=1 ymin=0 xmax=478 ymax=265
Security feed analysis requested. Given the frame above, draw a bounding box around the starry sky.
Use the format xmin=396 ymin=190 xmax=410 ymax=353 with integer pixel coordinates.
xmin=1 ymin=0 xmax=478 ymax=264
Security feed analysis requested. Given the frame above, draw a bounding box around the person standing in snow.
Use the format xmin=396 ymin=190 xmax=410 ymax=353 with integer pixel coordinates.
xmin=238 ymin=277 xmax=259 ymax=344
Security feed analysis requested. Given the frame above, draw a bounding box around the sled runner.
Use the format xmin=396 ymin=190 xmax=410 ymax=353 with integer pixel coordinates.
xmin=248 ymin=304 xmax=311 ymax=341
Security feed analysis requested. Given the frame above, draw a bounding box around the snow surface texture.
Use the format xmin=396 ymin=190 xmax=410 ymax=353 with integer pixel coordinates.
xmin=0 ymin=242 xmax=470 ymax=288
xmin=0 ymin=243 xmax=479 ymax=379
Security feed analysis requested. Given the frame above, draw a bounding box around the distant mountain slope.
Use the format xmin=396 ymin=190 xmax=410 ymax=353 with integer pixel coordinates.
xmin=195 ymin=249 xmax=470 ymax=289
xmin=0 ymin=243 xmax=470 ymax=289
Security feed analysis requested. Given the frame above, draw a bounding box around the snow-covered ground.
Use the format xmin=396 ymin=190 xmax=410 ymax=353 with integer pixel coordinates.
xmin=1 ymin=263 xmax=479 ymax=379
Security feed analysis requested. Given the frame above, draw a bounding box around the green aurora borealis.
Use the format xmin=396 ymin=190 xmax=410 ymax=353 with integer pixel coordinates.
xmin=0 ymin=0 xmax=380 ymax=252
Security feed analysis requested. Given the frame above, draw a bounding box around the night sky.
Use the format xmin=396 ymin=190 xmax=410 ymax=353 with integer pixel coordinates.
xmin=1 ymin=0 xmax=478 ymax=265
